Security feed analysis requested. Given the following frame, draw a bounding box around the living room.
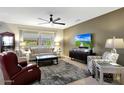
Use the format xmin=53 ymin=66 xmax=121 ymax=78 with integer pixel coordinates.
xmin=0 ymin=6 xmax=124 ymax=86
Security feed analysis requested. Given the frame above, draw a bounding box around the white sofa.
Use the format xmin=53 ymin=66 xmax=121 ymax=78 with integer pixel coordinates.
xmin=29 ymin=47 xmax=56 ymax=61
xmin=15 ymin=47 xmax=57 ymax=61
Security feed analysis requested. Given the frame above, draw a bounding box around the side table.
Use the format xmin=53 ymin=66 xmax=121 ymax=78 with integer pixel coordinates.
xmin=95 ymin=62 xmax=124 ymax=84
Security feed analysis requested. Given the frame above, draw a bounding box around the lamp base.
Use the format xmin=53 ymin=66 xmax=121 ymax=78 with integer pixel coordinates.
xmin=111 ymin=48 xmax=117 ymax=53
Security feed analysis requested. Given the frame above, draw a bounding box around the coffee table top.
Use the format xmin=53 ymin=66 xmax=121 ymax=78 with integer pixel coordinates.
xmin=36 ymin=55 xmax=58 ymax=60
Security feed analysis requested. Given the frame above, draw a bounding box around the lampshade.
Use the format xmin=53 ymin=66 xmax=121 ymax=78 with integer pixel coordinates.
xmin=105 ymin=37 xmax=124 ymax=49
xmin=55 ymin=42 xmax=60 ymax=46
xmin=20 ymin=42 xmax=26 ymax=47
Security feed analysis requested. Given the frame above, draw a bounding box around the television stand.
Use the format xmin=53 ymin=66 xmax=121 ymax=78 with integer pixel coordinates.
xmin=69 ymin=48 xmax=95 ymax=64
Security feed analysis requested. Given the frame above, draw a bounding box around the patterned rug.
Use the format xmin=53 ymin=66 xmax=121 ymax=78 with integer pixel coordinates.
xmin=33 ymin=60 xmax=90 ymax=85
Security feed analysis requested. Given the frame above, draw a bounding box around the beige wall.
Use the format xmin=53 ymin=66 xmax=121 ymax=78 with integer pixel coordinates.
xmin=64 ymin=8 xmax=124 ymax=65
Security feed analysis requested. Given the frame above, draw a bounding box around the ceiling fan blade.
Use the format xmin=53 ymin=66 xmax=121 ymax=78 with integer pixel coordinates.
xmin=53 ymin=18 xmax=61 ymax=22
xmin=53 ymin=22 xmax=65 ymax=25
xmin=38 ymin=18 xmax=49 ymax=22
xmin=38 ymin=22 xmax=48 ymax=25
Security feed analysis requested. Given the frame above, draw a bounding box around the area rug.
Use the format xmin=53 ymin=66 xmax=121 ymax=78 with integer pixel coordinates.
xmin=33 ymin=60 xmax=90 ymax=85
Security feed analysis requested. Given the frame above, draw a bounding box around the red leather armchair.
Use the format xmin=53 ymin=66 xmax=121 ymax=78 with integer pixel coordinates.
xmin=0 ymin=51 xmax=41 ymax=85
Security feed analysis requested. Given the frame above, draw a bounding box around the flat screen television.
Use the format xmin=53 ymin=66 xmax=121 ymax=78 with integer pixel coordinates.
xmin=75 ymin=33 xmax=93 ymax=48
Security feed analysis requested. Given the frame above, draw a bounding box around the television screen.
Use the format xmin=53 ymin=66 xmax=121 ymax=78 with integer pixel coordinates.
xmin=3 ymin=36 xmax=13 ymax=46
xmin=75 ymin=33 xmax=92 ymax=48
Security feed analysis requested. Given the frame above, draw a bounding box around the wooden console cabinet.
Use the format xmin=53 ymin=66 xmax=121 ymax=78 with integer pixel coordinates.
xmin=69 ymin=48 xmax=95 ymax=64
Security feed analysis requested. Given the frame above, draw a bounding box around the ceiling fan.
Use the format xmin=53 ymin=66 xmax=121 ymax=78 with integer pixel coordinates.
xmin=38 ymin=14 xmax=66 ymax=25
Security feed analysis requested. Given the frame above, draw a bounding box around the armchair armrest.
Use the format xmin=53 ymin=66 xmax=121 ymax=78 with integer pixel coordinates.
xmin=93 ymin=59 xmax=112 ymax=63
xmin=11 ymin=64 xmax=38 ymax=80
xmin=18 ymin=61 xmax=27 ymax=67
xmin=87 ymin=56 xmax=102 ymax=62
xmin=87 ymin=56 xmax=102 ymax=73
xmin=88 ymin=56 xmax=102 ymax=59
xmin=18 ymin=57 xmax=27 ymax=67
xmin=23 ymin=64 xmax=38 ymax=70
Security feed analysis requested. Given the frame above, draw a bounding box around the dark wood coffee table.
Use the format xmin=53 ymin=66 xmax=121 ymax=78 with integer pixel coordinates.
xmin=36 ymin=55 xmax=58 ymax=66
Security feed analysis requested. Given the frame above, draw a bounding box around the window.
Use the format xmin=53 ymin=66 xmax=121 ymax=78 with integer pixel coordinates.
xmin=38 ymin=33 xmax=55 ymax=48
xmin=24 ymin=40 xmax=38 ymax=46
xmin=21 ymin=31 xmax=39 ymax=47
xmin=21 ymin=30 xmax=55 ymax=48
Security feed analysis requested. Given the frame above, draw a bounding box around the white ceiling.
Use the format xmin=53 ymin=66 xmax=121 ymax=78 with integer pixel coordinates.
xmin=0 ymin=7 xmax=120 ymax=29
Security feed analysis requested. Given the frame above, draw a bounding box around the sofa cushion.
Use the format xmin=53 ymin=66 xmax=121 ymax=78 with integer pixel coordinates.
xmin=31 ymin=47 xmax=53 ymax=54
xmin=38 ymin=48 xmax=53 ymax=53
xmin=31 ymin=48 xmax=39 ymax=54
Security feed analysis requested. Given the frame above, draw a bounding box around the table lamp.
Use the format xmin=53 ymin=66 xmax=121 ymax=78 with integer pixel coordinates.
xmin=20 ymin=42 xmax=26 ymax=48
xmin=55 ymin=42 xmax=60 ymax=46
xmin=105 ymin=36 xmax=124 ymax=53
